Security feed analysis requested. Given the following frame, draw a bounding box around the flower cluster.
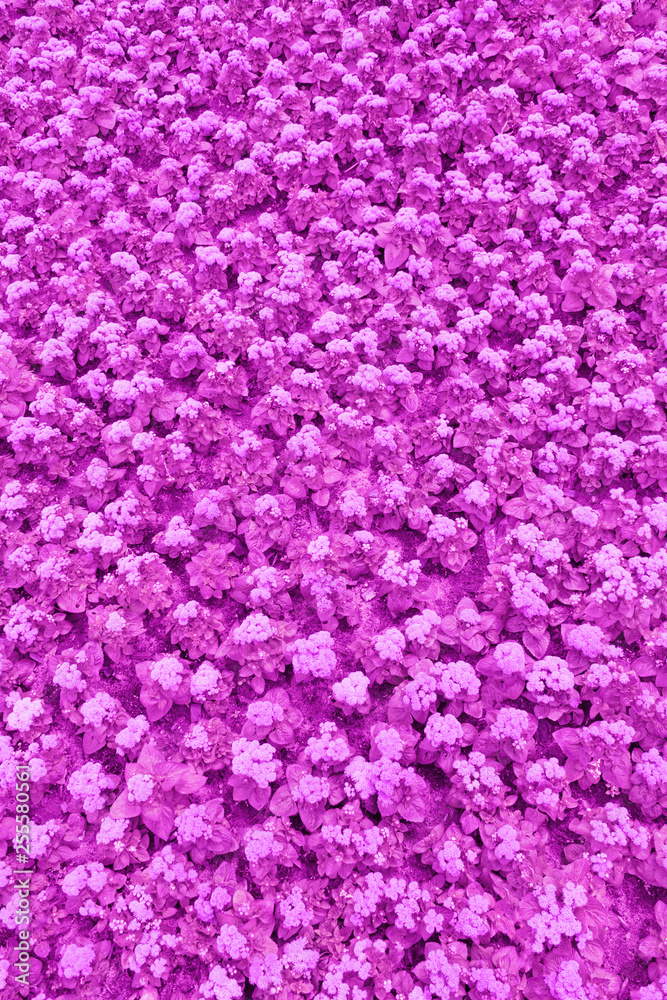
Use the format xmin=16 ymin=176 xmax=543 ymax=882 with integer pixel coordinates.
xmin=1 ymin=0 xmax=666 ymax=995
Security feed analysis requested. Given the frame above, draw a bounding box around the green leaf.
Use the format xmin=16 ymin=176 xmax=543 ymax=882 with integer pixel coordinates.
xmin=312 ymin=489 xmax=330 ymax=507
xmin=601 ymin=753 xmax=631 ymax=789
xmin=82 ymin=728 xmax=107 ymax=755
xmin=270 ymin=722 xmax=295 ymax=748
xmin=137 ymin=741 xmax=166 ymax=772
xmin=398 ymin=796 xmax=425 ymax=824
xmin=553 ymin=729 xmax=581 ymax=754
xmin=299 ymin=801 xmax=326 ymax=832
xmin=58 ymin=590 xmax=86 ymax=613
xmin=110 ymin=790 xmax=141 ymax=820
xmin=269 ymin=785 xmax=298 ymax=816
xmin=384 ymin=243 xmax=410 ymax=270
xmin=174 ymin=770 xmax=207 ymax=795
xmin=140 ymin=688 xmax=173 ymax=723
xmin=523 ymin=629 xmax=549 ymax=658
xmin=248 ymin=785 xmax=271 ymax=811
xmin=210 ymin=828 xmax=239 ymax=855
xmin=142 ymin=801 xmax=175 ymax=841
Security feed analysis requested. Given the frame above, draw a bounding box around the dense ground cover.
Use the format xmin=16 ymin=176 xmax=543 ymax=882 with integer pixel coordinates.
xmin=1 ymin=0 xmax=667 ymax=998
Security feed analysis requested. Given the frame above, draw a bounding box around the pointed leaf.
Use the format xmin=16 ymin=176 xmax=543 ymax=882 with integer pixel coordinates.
xmin=299 ymin=801 xmax=326 ymax=832
xmin=553 ymin=729 xmax=582 ymax=755
xmin=286 ymin=764 xmax=308 ymax=787
xmin=138 ymin=742 xmax=166 ymax=772
xmin=601 ymin=754 xmax=631 ymax=790
xmin=312 ymin=489 xmax=330 ymax=507
xmin=589 ymin=271 xmax=617 ymax=310
xmin=140 ymin=688 xmax=173 ymax=723
xmin=269 ymin=722 xmax=295 ymax=747
xmin=174 ymin=770 xmax=207 ymax=795
xmin=142 ymin=801 xmax=175 ymax=841
xmin=523 ymin=630 xmax=549 ymax=658
xmin=110 ymin=790 xmax=141 ymax=820
xmin=58 ymin=590 xmax=87 ymax=613
xmin=83 ymin=728 xmax=107 ymax=755
xmin=384 ymin=243 xmax=410 ymax=270
xmin=248 ymin=785 xmax=271 ymax=810
xmin=562 ymin=291 xmax=585 ymax=312
xmin=398 ymin=795 xmax=425 ymax=824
